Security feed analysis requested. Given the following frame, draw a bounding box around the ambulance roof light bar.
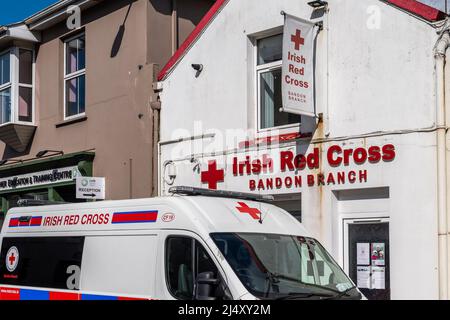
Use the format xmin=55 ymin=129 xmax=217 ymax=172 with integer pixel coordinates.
xmin=169 ymin=186 xmax=274 ymax=203
xmin=17 ymin=199 xmax=70 ymax=207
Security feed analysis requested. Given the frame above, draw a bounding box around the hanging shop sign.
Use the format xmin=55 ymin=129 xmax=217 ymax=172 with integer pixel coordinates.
xmin=281 ymin=13 xmax=318 ymax=117
xmin=0 ymin=166 xmax=81 ymax=192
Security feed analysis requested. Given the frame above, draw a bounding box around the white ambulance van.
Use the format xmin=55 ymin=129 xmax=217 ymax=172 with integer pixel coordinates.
xmin=0 ymin=186 xmax=362 ymax=300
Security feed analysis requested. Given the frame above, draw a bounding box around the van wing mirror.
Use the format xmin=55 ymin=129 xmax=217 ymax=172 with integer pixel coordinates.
xmin=195 ymin=271 xmax=220 ymax=300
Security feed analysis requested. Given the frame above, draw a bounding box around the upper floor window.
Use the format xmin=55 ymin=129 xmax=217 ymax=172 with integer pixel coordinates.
xmin=0 ymin=48 xmax=34 ymax=125
xmin=64 ymin=34 xmax=85 ymax=119
xmin=257 ymin=34 xmax=300 ymax=130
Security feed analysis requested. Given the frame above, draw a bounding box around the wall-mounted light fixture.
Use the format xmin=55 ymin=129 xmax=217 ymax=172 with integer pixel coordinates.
xmin=36 ymin=150 xmax=64 ymax=158
xmin=0 ymin=159 xmax=23 ymax=166
xmin=307 ymin=1 xmax=328 ymax=9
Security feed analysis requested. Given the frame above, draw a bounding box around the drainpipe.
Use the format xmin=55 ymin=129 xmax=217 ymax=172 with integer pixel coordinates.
xmin=171 ymin=0 xmax=178 ymax=54
xmin=434 ymin=26 xmax=450 ymax=300
xmin=151 ymin=64 xmax=162 ymax=197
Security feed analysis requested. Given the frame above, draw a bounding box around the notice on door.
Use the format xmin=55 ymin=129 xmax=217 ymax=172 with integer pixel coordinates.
xmin=357 ymin=243 xmax=370 ymax=265
xmin=356 ymin=266 xmax=371 ymax=289
xmin=371 ymin=266 xmax=386 ymax=290
xmin=371 ymin=242 xmax=385 ymax=266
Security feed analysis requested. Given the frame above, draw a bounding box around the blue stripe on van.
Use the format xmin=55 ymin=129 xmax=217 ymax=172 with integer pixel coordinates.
xmin=20 ymin=289 xmax=49 ymax=300
xmin=81 ymin=294 xmax=118 ymax=300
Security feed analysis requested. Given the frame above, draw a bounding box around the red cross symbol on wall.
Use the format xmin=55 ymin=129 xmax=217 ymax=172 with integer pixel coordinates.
xmin=201 ymin=160 xmax=224 ymax=190
xmin=291 ymin=29 xmax=305 ymax=51
xmin=8 ymin=253 xmax=16 ymax=266
xmin=236 ymin=202 xmax=261 ymax=220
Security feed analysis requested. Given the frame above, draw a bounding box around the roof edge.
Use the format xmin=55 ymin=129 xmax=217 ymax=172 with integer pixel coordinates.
xmin=157 ymin=0 xmax=229 ymax=82
xmin=383 ymin=0 xmax=447 ymax=22
xmin=25 ymin=0 xmax=104 ymax=31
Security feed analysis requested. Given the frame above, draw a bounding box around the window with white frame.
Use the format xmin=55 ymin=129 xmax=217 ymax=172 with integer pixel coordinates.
xmin=257 ymin=34 xmax=301 ymax=130
xmin=64 ymin=34 xmax=85 ymax=119
xmin=0 ymin=48 xmax=34 ymax=125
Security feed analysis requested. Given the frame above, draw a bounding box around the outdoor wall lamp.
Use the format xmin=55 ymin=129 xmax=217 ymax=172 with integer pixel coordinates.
xmin=191 ymin=64 xmax=203 ymax=78
xmin=307 ymin=1 xmax=328 ymax=9
xmin=0 ymin=159 xmax=23 ymax=166
xmin=36 ymin=150 xmax=64 ymax=158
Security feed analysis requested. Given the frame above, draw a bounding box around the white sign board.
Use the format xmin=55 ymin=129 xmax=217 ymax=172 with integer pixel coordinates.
xmin=281 ymin=13 xmax=317 ymax=117
xmin=76 ymin=177 xmax=105 ymax=200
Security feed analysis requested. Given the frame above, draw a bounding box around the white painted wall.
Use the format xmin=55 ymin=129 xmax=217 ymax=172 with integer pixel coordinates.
xmin=159 ymin=0 xmax=441 ymax=299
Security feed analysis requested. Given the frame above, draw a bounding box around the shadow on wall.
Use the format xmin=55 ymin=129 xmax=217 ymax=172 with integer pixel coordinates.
xmin=111 ymin=2 xmax=133 ymax=58
xmin=42 ymin=0 xmax=139 ymax=43
xmin=1 ymin=129 xmax=37 ymax=160
xmin=149 ymin=0 xmax=215 ymax=25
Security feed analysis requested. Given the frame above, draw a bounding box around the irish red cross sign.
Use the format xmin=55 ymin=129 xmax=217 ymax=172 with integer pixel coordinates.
xmin=282 ymin=14 xmax=316 ymax=117
xmin=236 ymin=202 xmax=261 ymax=220
xmin=291 ymin=29 xmax=305 ymax=51
xmin=201 ymin=160 xmax=224 ymax=190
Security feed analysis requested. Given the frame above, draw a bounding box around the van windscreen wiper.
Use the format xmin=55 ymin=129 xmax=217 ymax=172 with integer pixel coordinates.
xmin=275 ymin=291 xmax=334 ymax=300
xmin=324 ymin=285 xmax=358 ymax=300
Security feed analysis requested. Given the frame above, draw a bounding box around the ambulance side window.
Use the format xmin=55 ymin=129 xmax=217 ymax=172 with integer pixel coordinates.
xmin=0 ymin=237 xmax=84 ymax=290
xmin=166 ymin=236 xmax=227 ymax=300
xmin=166 ymin=237 xmax=194 ymax=299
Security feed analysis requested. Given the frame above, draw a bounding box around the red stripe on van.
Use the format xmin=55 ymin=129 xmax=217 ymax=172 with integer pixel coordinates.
xmin=112 ymin=211 xmax=158 ymax=224
xmin=0 ymin=287 xmax=20 ymax=300
xmin=30 ymin=216 xmax=43 ymax=226
xmin=118 ymin=296 xmax=147 ymax=300
xmin=8 ymin=218 xmax=19 ymax=227
xmin=49 ymin=291 xmax=80 ymax=300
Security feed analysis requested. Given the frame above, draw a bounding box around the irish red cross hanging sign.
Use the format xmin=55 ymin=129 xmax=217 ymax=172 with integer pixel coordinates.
xmin=281 ymin=13 xmax=317 ymax=117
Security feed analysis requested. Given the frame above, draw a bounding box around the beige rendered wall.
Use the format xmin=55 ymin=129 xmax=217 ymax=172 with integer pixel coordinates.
xmin=0 ymin=0 xmax=213 ymax=200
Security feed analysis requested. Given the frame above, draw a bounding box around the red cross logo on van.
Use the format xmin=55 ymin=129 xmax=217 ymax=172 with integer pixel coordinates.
xmin=201 ymin=160 xmax=224 ymax=190
xmin=6 ymin=246 xmax=19 ymax=272
xmin=236 ymin=202 xmax=261 ymax=220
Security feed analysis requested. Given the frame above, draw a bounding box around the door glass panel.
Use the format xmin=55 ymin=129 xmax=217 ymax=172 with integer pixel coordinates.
xmin=348 ymin=222 xmax=390 ymax=300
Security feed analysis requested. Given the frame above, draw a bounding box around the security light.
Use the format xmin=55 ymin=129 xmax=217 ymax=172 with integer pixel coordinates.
xmin=307 ymin=1 xmax=328 ymax=9
xmin=191 ymin=64 xmax=203 ymax=78
xmin=36 ymin=150 xmax=64 ymax=158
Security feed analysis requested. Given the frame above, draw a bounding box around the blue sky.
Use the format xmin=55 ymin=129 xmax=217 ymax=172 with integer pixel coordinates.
xmin=0 ymin=0 xmax=448 ymax=27
xmin=419 ymin=0 xmax=449 ymax=12
xmin=0 ymin=0 xmax=57 ymax=26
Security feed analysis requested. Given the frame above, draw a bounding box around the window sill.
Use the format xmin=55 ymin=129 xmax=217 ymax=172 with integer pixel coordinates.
xmin=55 ymin=116 xmax=87 ymax=128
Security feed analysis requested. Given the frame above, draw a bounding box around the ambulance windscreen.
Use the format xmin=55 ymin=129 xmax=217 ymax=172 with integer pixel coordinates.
xmin=211 ymin=233 xmax=360 ymax=300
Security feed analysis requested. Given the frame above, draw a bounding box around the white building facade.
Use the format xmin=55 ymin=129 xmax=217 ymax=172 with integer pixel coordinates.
xmin=156 ymin=0 xmax=450 ymax=299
